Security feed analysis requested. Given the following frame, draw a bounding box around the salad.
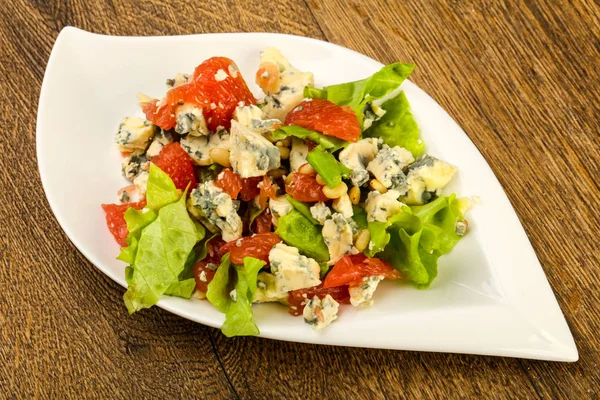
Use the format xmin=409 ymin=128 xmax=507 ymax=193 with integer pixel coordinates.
xmin=101 ymin=48 xmax=471 ymax=336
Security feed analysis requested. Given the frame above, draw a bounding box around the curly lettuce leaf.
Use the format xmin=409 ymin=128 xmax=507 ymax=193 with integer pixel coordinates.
xmin=146 ymin=163 xmax=180 ymax=210
xmin=272 ymin=126 xmax=347 ymax=152
xmin=117 ymin=207 xmax=157 ymax=264
xmin=123 ymin=194 xmax=205 ymax=313
xmin=275 ymin=210 xmax=329 ymax=262
xmin=306 ymin=149 xmax=351 ymax=188
xmin=241 ymin=257 xmax=266 ymax=303
xmin=363 ymin=92 xmax=423 ymax=157
xmin=286 ymin=195 xmax=319 ymax=225
xmin=206 ymin=253 xmax=232 ymax=313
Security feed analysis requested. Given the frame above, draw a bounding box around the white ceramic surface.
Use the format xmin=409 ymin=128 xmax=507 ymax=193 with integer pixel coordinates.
xmin=36 ymin=27 xmax=577 ymax=361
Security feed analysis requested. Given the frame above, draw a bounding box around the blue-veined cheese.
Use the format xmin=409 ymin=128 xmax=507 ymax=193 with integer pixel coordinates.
xmin=366 ymin=145 xmax=414 ymax=193
xmin=401 ymin=155 xmax=457 ymax=205
xmin=229 ymin=120 xmax=280 ymax=178
xmin=268 ymin=243 xmax=321 ymax=293
xmin=349 ymin=276 xmax=383 ymax=307
xmin=180 ymin=129 xmax=230 ymax=166
xmin=332 ymin=193 xmax=353 ymax=218
xmin=303 ymin=294 xmax=340 ymax=330
xmin=133 ymin=171 xmax=149 ymax=196
xmin=121 ymin=151 xmax=150 ymax=182
xmin=174 ymin=103 xmax=209 ymax=136
xmin=259 ymin=47 xmax=314 ymax=121
xmin=166 ymin=73 xmax=189 ymax=88
xmin=289 ymin=137 xmax=309 ymax=171
xmin=115 ymin=116 xmax=156 ymax=152
xmin=365 ymin=190 xmax=404 ymax=223
xmin=339 ymin=138 xmax=381 ymax=187
xmin=322 ymin=213 xmax=356 ymax=264
xmin=189 ymin=181 xmax=242 ymax=242
xmin=269 ymin=195 xmax=293 ymax=227
xmin=310 ymin=202 xmax=332 ymax=225
xmin=253 ymin=272 xmax=289 ymax=304
xmin=234 ymin=105 xmax=281 ymax=135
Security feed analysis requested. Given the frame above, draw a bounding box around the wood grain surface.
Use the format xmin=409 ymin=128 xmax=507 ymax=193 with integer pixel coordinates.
xmin=1 ymin=0 xmax=599 ymax=398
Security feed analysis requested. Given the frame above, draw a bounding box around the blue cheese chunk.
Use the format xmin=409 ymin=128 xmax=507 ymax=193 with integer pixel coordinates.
xmin=229 ymin=120 xmax=280 ymax=178
xmin=115 ymin=117 xmax=156 ymax=152
xmin=349 ymin=276 xmax=383 ymax=307
xmin=253 ymin=272 xmax=289 ymax=304
xmin=366 ymin=145 xmax=414 ymax=193
xmin=234 ymin=105 xmax=281 ymax=134
xmin=133 ymin=171 xmax=149 ymax=196
xmin=269 ymin=195 xmax=293 ymax=227
xmin=401 ymin=155 xmax=457 ymax=205
xmin=289 ymin=137 xmax=309 ymax=171
xmin=175 ymin=103 xmax=209 ymax=136
xmin=166 ymin=73 xmax=189 ymax=88
xmin=268 ymin=243 xmax=321 ymax=293
xmin=259 ymin=47 xmax=314 ymax=121
xmin=322 ymin=213 xmax=355 ymax=264
xmin=303 ymin=294 xmax=340 ymax=330
xmin=339 ymin=138 xmax=381 ymax=187
xmin=189 ymin=181 xmax=242 ymax=242
xmin=332 ymin=193 xmax=353 ymax=219
xmin=146 ymin=139 xmax=164 ymax=158
xmin=121 ymin=152 xmax=149 ymax=182
xmin=310 ymin=202 xmax=332 ymax=225
xmin=365 ymin=190 xmax=404 ymax=223
xmin=180 ymin=130 xmax=231 ymax=166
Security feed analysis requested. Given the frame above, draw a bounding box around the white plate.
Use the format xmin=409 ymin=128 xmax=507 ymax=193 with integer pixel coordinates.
xmin=37 ymin=27 xmax=577 ymax=361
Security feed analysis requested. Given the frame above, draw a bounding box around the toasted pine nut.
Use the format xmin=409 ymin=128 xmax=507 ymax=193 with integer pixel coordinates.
xmin=322 ymin=182 xmax=348 ymax=199
xmin=349 ymin=185 xmax=360 ymax=204
xmin=354 ymin=229 xmax=371 ymax=252
xmin=267 ymin=168 xmax=287 ymax=179
xmin=278 ymin=136 xmax=292 ymax=147
xmin=263 ymin=132 xmax=278 ymax=143
xmin=369 ymin=179 xmax=387 ymax=194
xmin=315 ymin=174 xmax=327 ymax=185
xmin=277 ymin=145 xmax=290 ymax=160
xmin=284 ymin=172 xmax=295 ymax=185
xmin=209 ymin=148 xmax=231 ymax=168
xmin=298 ymin=163 xmax=316 ymax=175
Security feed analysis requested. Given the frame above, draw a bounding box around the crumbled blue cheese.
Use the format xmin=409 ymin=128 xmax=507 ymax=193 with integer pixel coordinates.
xmin=303 ymin=294 xmax=340 ymax=330
xmin=189 ymin=181 xmax=242 ymax=242
xmin=310 ymin=202 xmax=332 ymax=225
xmin=115 ymin=117 xmax=156 ymax=152
xmin=180 ymin=130 xmax=230 ymax=166
xmin=155 ymin=129 xmax=175 ymax=145
xmin=229 ymin=120 xmax=280 ymax=178
xmin=349 ymin=276 xmax=383 ymax=307
xmin=289 ymin=137 xmax=309 ymax=171
xmin=146 ymin=139 xmax=164 ymax=158
xmin=322 ymin=213 xmax=355 ymax=264
xmin=269 ymin=195 xmax=293 ymax=227
xmin=259 ymin=47 xmax=314 ymax=121
xmin=174 ymin=104 xmax=209 ymax=136
xmin=366 ymin=145 xmax=414 ymax=193
xmin=365 ymin=190 xmax=404 ymax=223
xmin=121 ymin=151 xmax=150 ymax=182
xmin=133 ymin=171 xmax=149 ymax=196
xmin=166 ymin=73 xmax=189 ymax=88
xmin=253 ymin=272 xmax=289 ymax=304
xmin=268 ymin=243 xmax=321 ymax=293
xmin=332 ymin=193 xmax=353 ymax=218
xmin=234 ymin=105 xmax=281 ymax=134
xmin=401 ymin=155 xmax=457 ymax=205
xmin=339 ymin=138 xmax=381 ymax=187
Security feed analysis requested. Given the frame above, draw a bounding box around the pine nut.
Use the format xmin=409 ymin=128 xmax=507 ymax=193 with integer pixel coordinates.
xmin=277 ymin=145 xmax=290 ymax=160
xmin=298 ymin=163 xmax=316 ymax=175
xmin=354 ymin=229 xmax=371 ymax=252
xmin=209 ymin=148 xmax=231 ymax=168
xmin=264 ymin=132 xmax=278 ymax=143
xmin=284 ymin=172 xmax=295 ymax=185
xmin=267 ymin=168 xmax=287 ymax=179
xmin=315 ymin=174 xmax=327 ymax=185
xmin=349 ymin=185 xmax=360 ymax=204
xmin=278 ymin=136 xmax=292 ymax=147
xmin=369 ymin=179 xmax=387 ymax=193
xmin=322 ymin=182 xmax=348 ymax=199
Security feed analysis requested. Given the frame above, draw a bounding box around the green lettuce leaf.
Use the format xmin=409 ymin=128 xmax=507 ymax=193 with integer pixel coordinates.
xmin=272 ymin=126 xmax=347 ymax=152
xmin=306 ymin=149 xmax=351 ymax=188
xmin=206 ymin=253 xmax=232 ymax=313
xmin=303 ymin=86 xmax=328 ymax=99
xmin=146 ymin=163 xmax=180 ymax=210
xmin=286 ymin=195 xmax=319 ymax=225
xmin=363 ymin=92 xmax=423 ymax=157
xmin=351 ymin=205 xmax=368 ymax=230
xmin=123 ymin=194 xmax=205 ymax=313
xmin=221 ymin=266 xmax=260 ymax=337
xmin=242 ymin=257 xmax=266 ymax=303
xmin=194 ymin=233 xmax=218 ymax=263
xmin=117 ymin=207 xmax=157 ymax=264
xmin=309 ymin=63 xmax=415 ymax=127
xmin=275 ymin=210 xmax=329 ymax=262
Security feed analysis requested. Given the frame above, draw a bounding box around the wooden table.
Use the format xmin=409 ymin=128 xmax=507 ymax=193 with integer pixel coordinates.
xmin=1 ymin=1 xmax=599 ymax=398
